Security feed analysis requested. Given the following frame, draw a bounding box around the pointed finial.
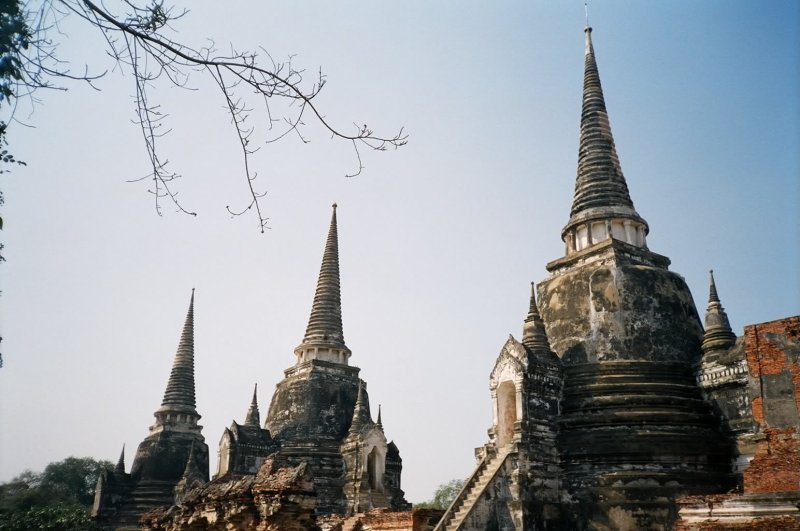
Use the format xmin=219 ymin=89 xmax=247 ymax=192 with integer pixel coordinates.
xmin=708 ymin=270 xmax=720 ymax=304
xmin=522 ymin=283 xmax=552 ymax=352
xmin=584 ymin=3 xmax=593 ymax=50
xmin=244 ymin=383 xmax=260 ymax=427
xmin=181 ymin=441 xmax=202 ymax=481
xmin=159 ymin=291 xmax=198 ymax=415
xmin=115 ymin=445 xmax=126 ymax=474
xmin=355 ymin=380 xmax=365 ymax=408
xmin=377 ymin=404 xmax=383 ymax=430
xmin=349 ymin=380 xmax=372 ymax=434
xmin=702 ymin=269 xmax=736 ymax=354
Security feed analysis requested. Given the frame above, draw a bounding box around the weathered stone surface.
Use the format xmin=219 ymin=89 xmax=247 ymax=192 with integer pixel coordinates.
xmin=678 ymin=316 xmax=800 ymax=529
xmin=537 ymin=243 xmax=733 ymax=530
xmin=539 ymin=242 xmax=702 ymax=366
xmin=130 ymin=431 xmax=209 ymax=485
xmin=265 ymin=365 xmax=362 ymax=515
xmin=93 ymin=293 xmax=209 ymax=530
xmin=144 ymin=456 xmax=319 ymax=531
xmin=167 ymin=204 xmax=410 ymax=522
xmin=216 ymin=421 xmax=276 ymax=478
xmin=437 ymin=292 xmax=562 ymax=530
xmin=319 ymin=508 xmax=444 ymax=531
xmin=257 ymin=206 xmax=408 ymax=515
xmin=267 ymin=360 xmax=362 ymax=442
xmin=676 ymin=493 xmax=800 ymax=530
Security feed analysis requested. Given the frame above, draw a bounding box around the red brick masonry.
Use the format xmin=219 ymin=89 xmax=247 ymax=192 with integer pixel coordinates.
xmin=743 ymin=317 xmax=800 ymax=494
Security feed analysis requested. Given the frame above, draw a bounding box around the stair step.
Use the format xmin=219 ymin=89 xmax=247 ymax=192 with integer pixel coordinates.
xmin=435 ymin=449 xmax=511 ymax=531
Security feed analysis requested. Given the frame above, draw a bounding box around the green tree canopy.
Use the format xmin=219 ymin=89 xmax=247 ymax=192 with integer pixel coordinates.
xmin=0 ymin=503 xmax=102 ymax=531
xmin=0 ymin=456 xmax=113 ymax=529
xmin=415 ymin=478 xmax=465 ymax=510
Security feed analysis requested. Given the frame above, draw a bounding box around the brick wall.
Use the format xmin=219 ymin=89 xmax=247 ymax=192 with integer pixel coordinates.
xmin=742 ymin=316 xmax=800 ymax=494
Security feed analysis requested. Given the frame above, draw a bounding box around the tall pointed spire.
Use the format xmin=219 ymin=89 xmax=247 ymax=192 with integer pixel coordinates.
xmin=561 ymin=24 xmax=649 ymax=255
xmin=522 ymin=283 xmax=552 ymax=352
xmin=376 ymin=404 xmax=383 ymax=430
xmin=294 ymin=204 xmax=352 ymax=365
xmin=702 ymin=270 xmax=737 ymax=354
xmin=244 ymin=383 xmax=260 ymax=427
xmin=115 ymin=445 xmax=126 ymax=474
xmin=159 ymin=290 xmax=198 ymax=414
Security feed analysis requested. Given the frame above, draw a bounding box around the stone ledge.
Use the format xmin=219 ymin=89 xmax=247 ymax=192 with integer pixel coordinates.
xmin=677 ymin=492 xmax=800 ymax=530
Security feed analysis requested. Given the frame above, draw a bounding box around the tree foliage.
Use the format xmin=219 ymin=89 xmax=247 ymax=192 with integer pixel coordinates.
xmin=0 ymin=456 xmax=112 ymax=529
xmin=415 ymin=478 xmax=465 ymax=510
xmin=0 ymin=503 xmax=102 ymax=531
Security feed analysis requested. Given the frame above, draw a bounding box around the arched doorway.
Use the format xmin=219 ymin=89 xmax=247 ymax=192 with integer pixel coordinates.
xmin=497 ymin=380 xmax=517 ymax=447
xmin=367 ymin=447 xmax=383 ymax=491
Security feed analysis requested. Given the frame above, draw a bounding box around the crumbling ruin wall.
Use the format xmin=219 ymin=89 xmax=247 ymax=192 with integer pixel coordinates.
xmin=742 ymin=317 xmax=800 ymax=493
xmin=677 ymin=316 xmax=800 ymax=530
xmin=318 ymin=508 xmax=443 ymax=531
xmin=143 ymin=457 xmax=318 ymax=531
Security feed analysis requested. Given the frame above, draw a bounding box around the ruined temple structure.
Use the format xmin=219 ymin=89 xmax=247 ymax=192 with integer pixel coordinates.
xmin=259 ymin=205 xmax=409 ymax=515
xmin=214 ymin=384 xmax=278 ymax=479
xmin=97 ymin=205 xmax=410 ymax=530
xmin=91 ymin=18 xmax=798 ymax=531
xmin=93 ymin=291 xmax=210 ymax=530
xmin=435 ymin=25 xmax=800 ymax=531
xmin=676 ymin=314 xmax=800 ymax=530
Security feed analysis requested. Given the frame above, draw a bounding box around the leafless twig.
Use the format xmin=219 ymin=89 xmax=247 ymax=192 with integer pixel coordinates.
xmin=8 ymin=0 xmax=408 ymax=230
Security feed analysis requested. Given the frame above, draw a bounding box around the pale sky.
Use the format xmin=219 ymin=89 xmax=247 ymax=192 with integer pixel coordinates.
xmin=1 ymin=1 xmax=798 ymax=503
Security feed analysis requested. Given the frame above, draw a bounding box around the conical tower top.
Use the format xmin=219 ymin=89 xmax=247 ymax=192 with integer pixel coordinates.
xmin=177 ymin=440 xmax=206 ymax=488
xmin=244 ymin=383 xmax=260 ymax=427
xmin=348 ymin=380 xmax=372 ymax=434
xmin=159 ymin=290 xmax=198 ymax=413
xmin=702 ymin=270 xmax=736 ymax=354
xmin=152 ymin=291 xmax=202 ymax=433
xmin=708 ymin=269 xmax=721 ymax=304
xmin=522 ymin=283 xmax=552 ymax=353
xmin=115 ymin=445 xmax=126 ymax=474
xmin=561 ymin=25 xmax=649 ymax=256
xmin=294 ymin=204 xmax=352 ymax=365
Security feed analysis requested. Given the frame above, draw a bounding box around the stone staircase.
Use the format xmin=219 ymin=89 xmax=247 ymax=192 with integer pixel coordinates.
xmin=434 ymin=447 xmax=511 ymax=531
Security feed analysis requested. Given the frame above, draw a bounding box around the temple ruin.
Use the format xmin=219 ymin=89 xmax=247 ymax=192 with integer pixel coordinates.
xmin=434 ymin=24 xmax=799 ymax=531
xmin=92 ymin=19 xmax=799 ymax=531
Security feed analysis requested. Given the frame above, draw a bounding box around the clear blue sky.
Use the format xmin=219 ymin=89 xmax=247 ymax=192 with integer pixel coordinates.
xmin=1 ymin=1 xmax=798 ymax=503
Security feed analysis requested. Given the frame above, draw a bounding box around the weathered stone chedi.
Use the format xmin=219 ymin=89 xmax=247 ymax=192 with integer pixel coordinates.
xmin=94 ymin=206 xmax=409 ymax=529
xmin=435 ymin=25 xmax=798 ymax=531
xmin=538 ymin=28 xmax=733 ymax=525
xmin=92 ymin=21 xmax=798 ymax=531
xmin=92 ymin=291 xmax=210 ymax=529
xmin=260 ymin=204 xmax=408 ymax=515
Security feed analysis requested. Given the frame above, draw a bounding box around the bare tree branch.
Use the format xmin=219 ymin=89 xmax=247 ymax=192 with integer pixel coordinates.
xmin=5 ymin=0 xmax=408 ymax=230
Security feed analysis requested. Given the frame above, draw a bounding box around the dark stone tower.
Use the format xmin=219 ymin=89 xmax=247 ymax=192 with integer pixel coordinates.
xmin=93 ymin=292 xmax=209 ymax=530
xmin=536 ymin=25 xmax=733 ymax=530
xmin=265 ymin=204 xmax=409 ymax=515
